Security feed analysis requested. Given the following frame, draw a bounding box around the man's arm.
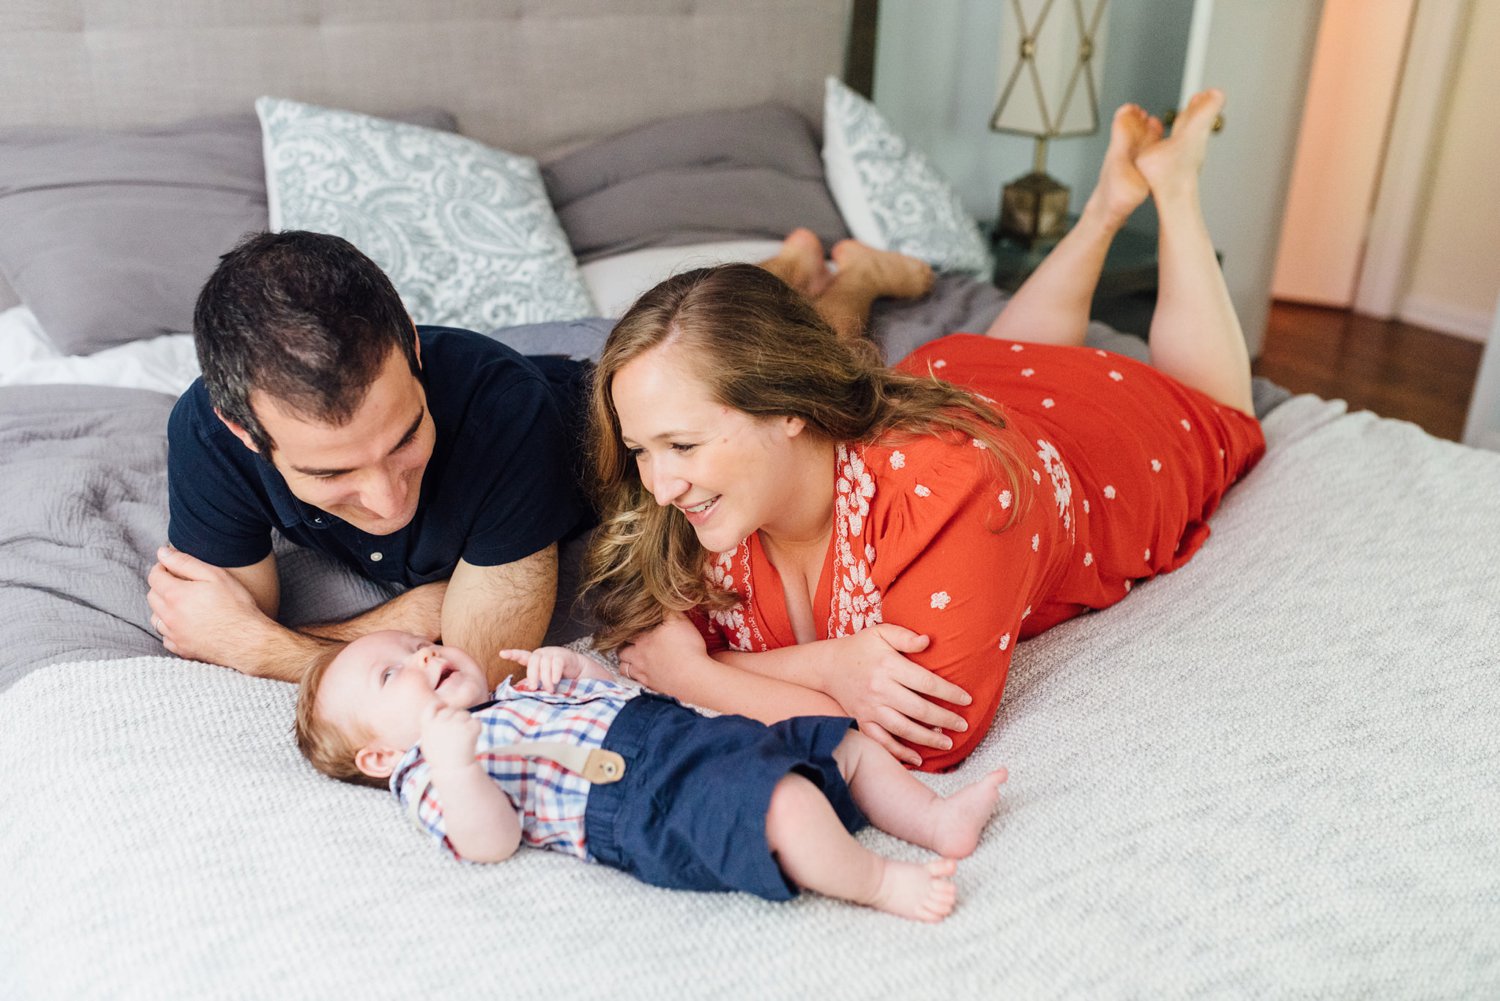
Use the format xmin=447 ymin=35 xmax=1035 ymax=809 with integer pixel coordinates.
xmin=148 ymin=546 xmax=446 ymax=683
xmin=441 ymin=545 xmax=559 ymax=688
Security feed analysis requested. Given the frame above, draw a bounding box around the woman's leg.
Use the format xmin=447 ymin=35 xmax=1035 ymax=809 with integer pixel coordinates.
xmin=1135 ymin=89 xmax=1255 ymax=416
xmin=984 ymin=104 xmax=1161 ymax=346
xmin=765 ymin=773 xmax=959 ymax=923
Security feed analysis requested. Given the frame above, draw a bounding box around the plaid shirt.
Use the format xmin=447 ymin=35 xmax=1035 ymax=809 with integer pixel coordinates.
xmin=390 ymin=677 xmax=635 ymax=861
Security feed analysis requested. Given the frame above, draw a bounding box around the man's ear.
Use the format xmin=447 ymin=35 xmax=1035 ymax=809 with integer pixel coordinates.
xmin=355 ymin=745 xmax=404 ymax=780
xmin=781 ymin=415 xmax=807 ymax=439
xmin=213 ymin=409 xmax=260 ymax=454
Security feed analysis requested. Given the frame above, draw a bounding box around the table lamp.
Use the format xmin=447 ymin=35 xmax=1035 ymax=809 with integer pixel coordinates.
xmin=990 ymin=0 xmax=1110 ymax=246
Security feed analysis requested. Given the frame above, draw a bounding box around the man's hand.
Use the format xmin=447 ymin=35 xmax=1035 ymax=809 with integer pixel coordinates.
xmin=501 ymin=647 xmax=612 ymax=692
xmin=419 ymin=702 xmax=481 ymax=775
xmin=616 ymin=613 xmax=709 ymax=689
xmin=147 ymin=545 xmax=281 ymax=671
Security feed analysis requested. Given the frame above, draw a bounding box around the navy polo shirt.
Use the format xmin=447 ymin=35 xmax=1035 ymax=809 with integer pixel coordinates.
xmin=167 ymin=326 xmax=592 ymax=587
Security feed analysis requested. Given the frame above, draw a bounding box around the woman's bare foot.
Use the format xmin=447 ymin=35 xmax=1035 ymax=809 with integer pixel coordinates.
xmin=829 ymin=239 xmax=935 ymax=300
xmin=762 ymin=228 xmax=833 ymax=298
xmin=1136 ymin=89 xmax=1225 ymax=203
xmin=916 ymin=767 xmax=1008 ymax=859
xmin=868 ymin=858 xmax=959 ymax=923
xmin=1082 ymin=104 xmax=1162 ymax=230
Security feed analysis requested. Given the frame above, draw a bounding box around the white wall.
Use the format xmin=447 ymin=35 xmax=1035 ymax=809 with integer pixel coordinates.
xmin=1401 ymin=0 xmax=1500 ymax=343
xmin=872 ymin=0 xmax=1192 ymax=231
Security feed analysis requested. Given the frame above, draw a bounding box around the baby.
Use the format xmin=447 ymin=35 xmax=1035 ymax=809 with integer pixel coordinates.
xmin=296 ymin=630 xmax=1009 ymax=922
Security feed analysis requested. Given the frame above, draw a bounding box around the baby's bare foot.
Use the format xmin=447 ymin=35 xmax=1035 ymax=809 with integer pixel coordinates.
xmin=772 ymin=227 xmax=833 ymax=297
xmin=830 ymin=239 xmax=935 ymax=299
xmin=869 ymin=858 xmax=959 ymax=923
xmin=1137 ymin=88 xmax=1225 ymax=201
xmin=922 ymin=767 xmax=1008 ymax=859
xmin=1084 ymin=104 xmax=1160 ymax=230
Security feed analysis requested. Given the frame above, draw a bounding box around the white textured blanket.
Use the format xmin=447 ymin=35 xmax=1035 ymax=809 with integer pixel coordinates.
xmin=3 ymin=394 xmax=1498 ymax=1000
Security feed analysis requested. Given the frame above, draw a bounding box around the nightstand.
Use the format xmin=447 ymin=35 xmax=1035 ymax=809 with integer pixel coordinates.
xmin=985 ymin=220 xmax=1163 ymax=338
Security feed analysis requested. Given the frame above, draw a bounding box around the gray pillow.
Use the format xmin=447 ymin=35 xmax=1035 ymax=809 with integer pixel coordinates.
xmin=543 ymin=103 xmax=849 ymax=262
xmin=0 ymin=108 xmax=457 ymax=356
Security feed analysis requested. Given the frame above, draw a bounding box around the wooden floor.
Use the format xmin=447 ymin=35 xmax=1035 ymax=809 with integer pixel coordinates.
xmin=1252 ymin=301 xmax=1484 ymax=442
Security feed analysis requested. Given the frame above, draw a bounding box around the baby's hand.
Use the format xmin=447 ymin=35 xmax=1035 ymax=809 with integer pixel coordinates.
xmin=419 ymin=702 xmax=480 ymax=774
xmin=499 ymin=647 xmax=608 ymax=692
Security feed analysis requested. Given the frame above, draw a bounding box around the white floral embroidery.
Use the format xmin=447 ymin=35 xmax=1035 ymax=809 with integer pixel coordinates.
xmin=1022 ymin=605 xmax=1032 ymax=619
xmin=1021 ymin=367 xmax=1035 ymax=377
xmin=997 ymin=490 xmax=1012 ymax=510
xmin=1108 ymin=370 xmax=1123 ymax=382
xmin=931 ymin=359 xmax=947 ymax=369
xmin=1150 ymin=459 xmax=1162 ymax=472
xmin=831 ymin=444 xmax=883 ymax=636
xmin=998 ymin=633 xmax=1011 ymax=651
xmin=1082 ymin=499 xmax=1090 ymax=514
xmin=930 ymin=591 xmax=951 ymax=610
xmin=1031 ymin=534 xmax=1039 ymax=552
xmin=1034 ymin=438 xmax=1074 ymax=540
xmin=1144 ymin=548 xmax=1152 ymax=562
xmin=1010 ymin=343 xmax=1025 ymax=352
xmin=1103 ymin=484 xmax=1116 ymax=499
xmin=1123 ymin=579 xmax=1133 ymax=592
xmin=705 ymin=543 xmax=767 ymax=652
xmin=1083 ymin=551 xmax=1093 ymax=567
xmin=889 ymin=450 xmax=905 ymax=469
xmin=1181 ymin=418 xmax=1192 ymax=431
xmin=1032 ymin=469 xmax=1041 ymax=484
xmin=971 ymin=438 xmax=987 ymax=449
xmin=914 ymin=484 xmax=931 ymax=497
xmin=1042 ymin=398 xmax=1055 ymax=409
xmin=1095 ymin=349 xmax=1108 ymax=357
xmin=1219 ymin=448 xmax=1226 ymax=459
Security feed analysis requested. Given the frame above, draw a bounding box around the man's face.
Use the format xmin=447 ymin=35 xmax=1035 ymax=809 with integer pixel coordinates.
xmin=250 ymin=349 xmax=436 ymax=536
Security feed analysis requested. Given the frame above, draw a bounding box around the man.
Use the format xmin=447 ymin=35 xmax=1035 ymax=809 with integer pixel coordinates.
xmin=147 ymin=231 xmax=592 ymax=683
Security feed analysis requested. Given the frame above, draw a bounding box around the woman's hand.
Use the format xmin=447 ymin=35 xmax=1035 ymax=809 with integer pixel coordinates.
xmin=822 ymin=624 xmax=973 ymax=766
xmin=617 ymin=613 xmax=709 ymax=690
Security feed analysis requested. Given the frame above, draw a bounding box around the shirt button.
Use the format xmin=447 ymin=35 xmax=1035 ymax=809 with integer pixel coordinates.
xmin=369 ymin=552 xmax=383 ymax=562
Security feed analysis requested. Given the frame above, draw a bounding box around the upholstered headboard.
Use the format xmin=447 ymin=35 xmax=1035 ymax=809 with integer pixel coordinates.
xmin=0 ymin=0 xmax=865 ymax=312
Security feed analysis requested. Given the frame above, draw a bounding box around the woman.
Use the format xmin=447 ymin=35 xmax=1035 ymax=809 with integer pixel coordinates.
xmin=585 ymin=91 xmax=1263 ymax=770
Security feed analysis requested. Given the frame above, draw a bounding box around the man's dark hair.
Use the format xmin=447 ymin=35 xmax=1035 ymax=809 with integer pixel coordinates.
xmin=194 ymin=231 xmax=420 ymax=455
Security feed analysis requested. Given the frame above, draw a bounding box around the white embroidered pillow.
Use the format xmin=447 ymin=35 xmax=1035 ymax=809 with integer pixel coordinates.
xmin=821 ymin=77 xmax=993 ymax=279
xmin=257 ymin=98 xmax=596 ymax=329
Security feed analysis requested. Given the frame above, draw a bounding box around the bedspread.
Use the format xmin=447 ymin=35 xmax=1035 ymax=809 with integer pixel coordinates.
xmin=2 ymin=393 xmax=1496 ymax=999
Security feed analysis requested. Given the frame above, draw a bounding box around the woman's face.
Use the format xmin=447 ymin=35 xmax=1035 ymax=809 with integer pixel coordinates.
xmin=610 ymin=342 xmax=805 ymax=553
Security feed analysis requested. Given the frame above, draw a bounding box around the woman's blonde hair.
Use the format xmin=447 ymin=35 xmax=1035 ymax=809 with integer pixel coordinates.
xmin=583 ymin=263 xmax=1026 ymax=651
xmin=294 ymin=644 xmax=386 ymax=789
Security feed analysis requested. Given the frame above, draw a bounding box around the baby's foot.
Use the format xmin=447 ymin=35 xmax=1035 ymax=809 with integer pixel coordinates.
xmin=922 ymin=767 xmax=1008 ymax=859
xmin=1083 ymin=104 xmax=1161 ymax=230
xmin=869 ymin=858 xmax=959 ymax=923
xmin=830 ymin=239 xmax=935 ymax=299
xmin=773 ymin=228 xmax=833 ymax=298
xmin=1137 ymin=88 xmax=1225 ymax=201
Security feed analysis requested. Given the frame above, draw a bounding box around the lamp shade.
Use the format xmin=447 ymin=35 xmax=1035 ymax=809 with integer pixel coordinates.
xmin=991 ymin=0 xmax=1110 ymax=139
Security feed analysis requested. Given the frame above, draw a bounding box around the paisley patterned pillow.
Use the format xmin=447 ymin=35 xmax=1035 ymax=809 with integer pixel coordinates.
xmin=821 ymin=77 xmax=993 ymax=279
xmin=257 ymin=98 xmax=596 ymax=329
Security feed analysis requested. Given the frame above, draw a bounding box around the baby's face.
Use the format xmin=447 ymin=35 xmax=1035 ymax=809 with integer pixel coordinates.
xmin=320 ymin=631 xmax=489 ymax=752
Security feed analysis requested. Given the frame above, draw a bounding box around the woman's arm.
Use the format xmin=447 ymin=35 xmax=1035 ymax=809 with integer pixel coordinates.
xmin=712 ymin=627 xmax=973 ymax=767
xmin=618 ymin=615 xmax=843 ymax=723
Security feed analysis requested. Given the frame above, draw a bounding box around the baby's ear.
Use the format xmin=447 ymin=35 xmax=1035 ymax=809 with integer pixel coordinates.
xmin=355 ymin=746 xmax=403 ymax=779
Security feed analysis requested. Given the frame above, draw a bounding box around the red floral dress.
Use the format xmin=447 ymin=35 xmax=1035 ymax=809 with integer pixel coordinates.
xmin=694 ymin=334 xmax=1266 ymax=770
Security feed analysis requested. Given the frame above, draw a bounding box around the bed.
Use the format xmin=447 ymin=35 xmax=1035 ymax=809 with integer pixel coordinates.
xmin=2 ymin=3 xmax=1497 ymax=998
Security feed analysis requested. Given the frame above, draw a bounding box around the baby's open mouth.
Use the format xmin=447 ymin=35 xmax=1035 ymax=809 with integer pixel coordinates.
xmin=436 ymin=666 xmax=456 ymax=688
